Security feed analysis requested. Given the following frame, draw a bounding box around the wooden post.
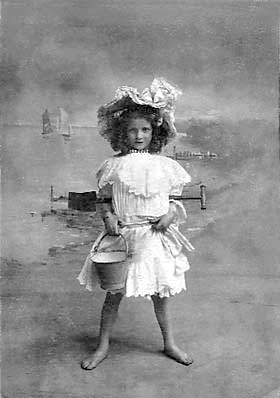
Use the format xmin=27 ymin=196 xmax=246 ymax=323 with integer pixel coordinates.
xmin=200 ymin=185 xmax=206 ymax=210
xmin=50 ymin=185 xmax=54 ymax=211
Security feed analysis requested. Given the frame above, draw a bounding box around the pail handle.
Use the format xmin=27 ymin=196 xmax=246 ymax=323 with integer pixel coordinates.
xmin=94 ymin=233 xmax=128 ymax=258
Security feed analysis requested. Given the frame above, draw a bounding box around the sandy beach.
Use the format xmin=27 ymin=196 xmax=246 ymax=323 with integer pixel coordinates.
xmin=2 ymin=145 xmax=280 ymax=397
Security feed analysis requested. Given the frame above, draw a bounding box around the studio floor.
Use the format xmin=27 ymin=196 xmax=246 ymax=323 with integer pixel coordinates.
xmin=2 ymin=204 xmax=280 ymax=398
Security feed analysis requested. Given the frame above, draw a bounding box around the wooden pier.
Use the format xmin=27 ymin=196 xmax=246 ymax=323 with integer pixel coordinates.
xmin=169 ymin=146 xmax=217 ymax=160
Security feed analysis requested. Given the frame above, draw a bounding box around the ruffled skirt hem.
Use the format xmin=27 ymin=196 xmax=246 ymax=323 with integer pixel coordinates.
xmin=108 ymin=285 xmax=187 ymax=299
xmin=77 ymin=224 xmax=191 ymax=299
xmin=77 ymin=256 xmax=188 ymax=299
xmin=77 ymin=272 xmax=186 ymax=299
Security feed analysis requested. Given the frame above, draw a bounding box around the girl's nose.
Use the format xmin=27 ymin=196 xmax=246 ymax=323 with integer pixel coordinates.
xmin=136 ymin=129 xmax=144 ymax=138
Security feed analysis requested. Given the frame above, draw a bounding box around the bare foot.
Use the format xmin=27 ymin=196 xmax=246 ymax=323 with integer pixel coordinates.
xmin=163 ymin=344 xmax=193 ymax=366
xmin=81 ymin=347 xmax=109 ymax=370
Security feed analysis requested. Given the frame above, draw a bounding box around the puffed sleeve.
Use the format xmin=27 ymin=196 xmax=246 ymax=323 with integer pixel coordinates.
xmin=162 ymin=157 xmax=191 ymax=196
xmin=96 ymin=158 xmax=114 ymax=188
xmin=96 ymin=158 xmax=116 ymax=199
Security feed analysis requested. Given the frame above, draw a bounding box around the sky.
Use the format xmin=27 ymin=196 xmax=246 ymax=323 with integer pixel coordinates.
xmin=1 ymin=0 xmax=279 ymax=124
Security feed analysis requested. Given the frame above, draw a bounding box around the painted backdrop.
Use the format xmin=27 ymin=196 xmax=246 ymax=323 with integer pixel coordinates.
xmin=1 ymin=1 xmax=280 ymax=397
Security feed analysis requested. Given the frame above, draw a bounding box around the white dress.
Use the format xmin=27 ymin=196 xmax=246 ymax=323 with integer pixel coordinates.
xmin=78 ymin=152 xmax=194 ymax=298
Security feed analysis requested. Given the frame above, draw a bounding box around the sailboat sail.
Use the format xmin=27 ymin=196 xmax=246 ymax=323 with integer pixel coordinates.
xmin=57 ymin=108 xmax=73 ymax=137
xmin=56 ymin=116 xmax=60 ymax=132
xmin=42 ymin=109 xmax=53 ymax=134
xmin=68 ymin=122 xmax=73 ymax=136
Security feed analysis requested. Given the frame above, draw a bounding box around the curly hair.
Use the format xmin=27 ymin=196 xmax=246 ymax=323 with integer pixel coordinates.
xmin=98 ymin=103 xmax=176 ymax=154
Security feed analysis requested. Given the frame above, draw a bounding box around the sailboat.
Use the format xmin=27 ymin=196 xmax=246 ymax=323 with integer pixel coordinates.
xmin=57 ymin=107 xmax=73 ymax=138
xmin=42 ymin=109 xmax=53 ymax=135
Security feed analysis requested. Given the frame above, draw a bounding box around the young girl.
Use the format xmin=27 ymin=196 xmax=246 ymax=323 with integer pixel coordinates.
xmin=78 ymin=78 xmax=195 ymax=370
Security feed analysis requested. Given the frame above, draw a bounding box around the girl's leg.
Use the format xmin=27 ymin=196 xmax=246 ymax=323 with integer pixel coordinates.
xmin=81 ymin=292 xmax=123 ymax=370
xmin=151 ymin=294 xmax=193 ymax=366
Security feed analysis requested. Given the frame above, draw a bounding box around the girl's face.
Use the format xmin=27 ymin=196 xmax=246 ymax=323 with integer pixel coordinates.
xmin=126 ymin=117 xmax=153 ymax=151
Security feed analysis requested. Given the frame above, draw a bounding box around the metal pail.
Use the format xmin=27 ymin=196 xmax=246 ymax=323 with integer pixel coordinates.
xmin=92 ymin=233 xmax=128 ymax=290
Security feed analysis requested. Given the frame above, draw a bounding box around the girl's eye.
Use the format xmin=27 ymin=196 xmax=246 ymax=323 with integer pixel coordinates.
xmin=143 ymin=128 xmax=151 ymax=132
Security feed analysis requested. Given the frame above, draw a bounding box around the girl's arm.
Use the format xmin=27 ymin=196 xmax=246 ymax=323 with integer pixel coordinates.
xmin=97 ymin=200 xmax=113 ymax=219
xmin=97 ymin=184 xmax=119 ymax=235
xmin=152 ymin=202 xmax=177 ymax=232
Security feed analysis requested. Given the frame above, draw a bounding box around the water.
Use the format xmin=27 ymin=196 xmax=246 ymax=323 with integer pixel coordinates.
xmin=2 ymin=126 xmax=113 ymax=262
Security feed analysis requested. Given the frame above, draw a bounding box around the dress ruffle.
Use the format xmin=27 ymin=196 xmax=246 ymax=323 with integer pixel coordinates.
xmin=97 ymin=153 xmax=191 ymax=198
xmin=77 ymin=223 xmax=192 ymax=298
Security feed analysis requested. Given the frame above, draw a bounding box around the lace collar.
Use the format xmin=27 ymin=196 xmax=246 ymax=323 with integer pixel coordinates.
xmin=97 ymin=154 xmax=191 ymax=198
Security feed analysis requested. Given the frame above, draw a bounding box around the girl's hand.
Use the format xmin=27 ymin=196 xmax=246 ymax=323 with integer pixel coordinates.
xmin=103 ymin=212 xmax=120 ymax=235
xmin=152 ymin=212 xmax=176 ymax=232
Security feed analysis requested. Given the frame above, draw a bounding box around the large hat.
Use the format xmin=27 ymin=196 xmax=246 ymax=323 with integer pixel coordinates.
xmin=98 ymin=77 xmax=182 ymax=134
